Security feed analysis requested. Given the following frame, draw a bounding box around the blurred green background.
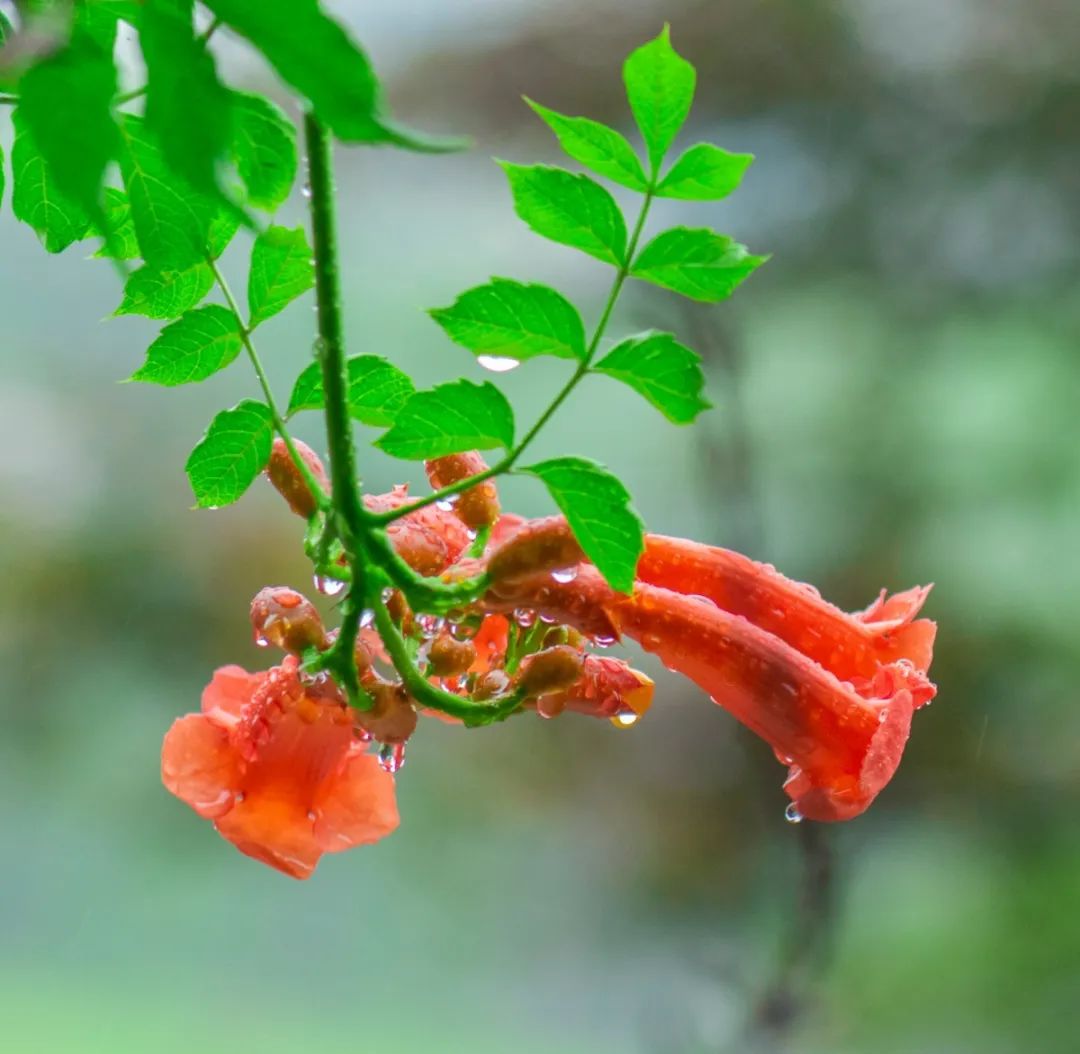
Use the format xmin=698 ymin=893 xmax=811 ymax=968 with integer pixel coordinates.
xmin=2 ymin=1 xmax=1078 ymax=1051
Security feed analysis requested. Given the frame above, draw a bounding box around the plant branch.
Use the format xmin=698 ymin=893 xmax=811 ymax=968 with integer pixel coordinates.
xmin=371 ymin=188 xmax=656 ymax=526
xmin=370 ymin=595 xmax=525 ymax=722
xmin=207 ymin=257 xmax=330 ymax=513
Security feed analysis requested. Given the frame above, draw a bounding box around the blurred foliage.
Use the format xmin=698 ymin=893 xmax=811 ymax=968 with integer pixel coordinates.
xmin=0 ymin=1 xmax=1077 ymax=1052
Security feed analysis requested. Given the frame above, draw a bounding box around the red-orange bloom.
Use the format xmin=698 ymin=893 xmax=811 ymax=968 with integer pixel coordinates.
xmin=161 ymin=656 xmax=399 ymax=879
xmin=478 ymin=529 xmax=937 ymax=822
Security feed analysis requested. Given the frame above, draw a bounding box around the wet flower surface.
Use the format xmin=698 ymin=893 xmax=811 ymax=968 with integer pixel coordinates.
xmin=162 ymin=656 xmax=399 ymax=879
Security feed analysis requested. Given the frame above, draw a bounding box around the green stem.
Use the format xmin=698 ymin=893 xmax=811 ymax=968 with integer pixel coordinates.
xmin=372 ymin=188 xmax=656 ymax=526
xmin=303 ymin=112 xmax=366 ymax=533
xmin=0 ymin=96 xmax=17 ymax=106
xmin=207 ymin=258 xmax=330 ymax=512
xmin=370 ymin=596 xmax=524 ymax=723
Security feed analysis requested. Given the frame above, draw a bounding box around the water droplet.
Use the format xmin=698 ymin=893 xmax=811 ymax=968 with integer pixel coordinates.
xmin=435 ymin=499 xmax=455 ymax=512
xmin=235 ymin=791 xmax=246 ymax=804
xmin=313 ymin=574 xmax=345 ymax=597
xmin=359 ymin=608 xmax=375 ymax=628
xmin=379 ymin=743 xmax=406 ymax=773
xmin=610 ymin=711 xmax=639 ymax=728
xmin=253 ymin=631 xmax=270 ymax=648
xmin=416 ymin=614 xmax=444 ymax=638
xmin=514 ymin=608 xmax=537 ymax=629
xmin=307 ymin=810 xmax=317 ymax=822
xmin=551 ymin=567 xmax=578 ymax=584
xmin=539 ymin=613 xmax=557 ymax=624
xmin=593 ymin=634 xmax=616 ymax=649
xmin=301 ymin=182 xmax=312 ymax=198
xmin=686 ymin=593 xmax=716 ymax=607
xmin=477 ymin=355 xmax=520 ymax=373
xmin=784 ymin=803 xmax=803 ymax=824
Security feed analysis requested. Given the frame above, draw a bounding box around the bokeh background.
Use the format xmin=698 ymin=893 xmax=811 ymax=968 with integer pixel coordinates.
xmin=2 ymin=1 xmax=1078 ymax=1051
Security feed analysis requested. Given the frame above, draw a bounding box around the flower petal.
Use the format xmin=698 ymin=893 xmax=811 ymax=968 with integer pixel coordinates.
xmin=161 ymin=714 xmax=240 ymax=819
xmin=214 ymin=798 xmax=323 ymax=880
xmin=201 ymin=664 xmax=261 ymax=727
xmin=313 ymin=747 xmax=399 ymax=853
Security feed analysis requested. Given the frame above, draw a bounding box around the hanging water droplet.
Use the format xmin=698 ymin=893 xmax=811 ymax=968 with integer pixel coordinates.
xmin=379 ymin=743 xmax=406 ymax=773
xmin=551 ymin=567 xmax=578 ymax=584
xmin=416 ymin=614 xmax=444 ymax=638
xmin=514 ymin=608 xmax=537 ymax=629
xmin=435 ymin=499 xmax=455 ymax=512
xmin=610 ymin=711 xmax=639 ymax=728
xmin=253 ymin=631 xmax=270 ymax=648
xmin=476 ymin=355 xmax=520 ymax=373
xmin=784 ymin=803 xmax=803 ymax=824
xmin=359 ymin=608 xmax=375 ymax=628
xmin=539 ymin=613 xmax=557 ymax=624
xmin=301 ymin=182 xmax=312 ymax=198
xmin=593 ymin=634 xmax=616 ymax=649
xmin=313 ymin=573 xmax=345 ymax=597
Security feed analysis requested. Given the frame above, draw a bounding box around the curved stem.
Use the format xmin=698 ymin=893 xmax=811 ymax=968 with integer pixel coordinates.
xmin=207 ymin=257 xmax=330 ymax=512
xmin=372 ymin=187 xmax=656 ymax=526
xmin=370 ymin=596 xmax=524 ymax=723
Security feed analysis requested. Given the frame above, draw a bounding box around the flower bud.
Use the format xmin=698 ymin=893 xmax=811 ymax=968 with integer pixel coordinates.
xmin=250 ymin=587 xmax=327 ymax=653
xmin=515 ymin=645 xmax=584 ymax=698
xmin=266 ymin=437 xmax=330 ymax=519
xmin=425 ymin=452 xmax=501 ymax=530
xmin=487 ymin=517 xmax=583 ymax=589
xmin=427 ymin=633 xmax=477 ymax=678
xmin=472 ymin=669 xmax=510 ymax=701
xmin=354 ymin=681 xmax=418 ymax=745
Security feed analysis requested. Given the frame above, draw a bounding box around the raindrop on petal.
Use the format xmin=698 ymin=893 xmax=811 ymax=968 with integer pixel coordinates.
xmin=610 ymin=711 xmax=639 ymax=729
xmin=551 ymin=567 xmax=578 ymax=584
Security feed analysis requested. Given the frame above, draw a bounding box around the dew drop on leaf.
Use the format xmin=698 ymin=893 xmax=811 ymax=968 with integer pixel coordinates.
xmin=477 ymin=355 xmax=520 ymax=373
xmin=313 ymin=574 xmax=345 ymax=597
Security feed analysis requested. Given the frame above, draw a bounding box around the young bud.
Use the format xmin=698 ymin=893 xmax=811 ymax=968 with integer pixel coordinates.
xmin=472 ymin=669 xmax=510 ymax=701
xmin=266 ymin=437 xmax=330 ymax=519
xmin=354 ymin=681 xmax=418 ymax=745
xmin=427 ymin=633 xmax=477 ymax=678
xmin=425 ymin=452 xmax=501 ymax=530
xmin=250 ymin=587 xmax=327 ymax=653
xmin=515 ymin=645 xmax=585 ymax=698
xmin=385 ymin=589 xmax=414 ymax=634
xmin=487 ymin=517 xmax=583 ymax=588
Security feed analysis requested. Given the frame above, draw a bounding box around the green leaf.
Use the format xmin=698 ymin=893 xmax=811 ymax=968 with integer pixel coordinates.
xmin=656 ymin=143 xmax=753 ymax=200
xmin=376 ymin=380 xmax=514 ymax=460
xmin=288 ymin=355 xmax=415 ymax=427
xmin=429 ymin=278 xmax=586 ymax=363
xmin=131 ymin=305 xmax=244 ymax=385
xmin=142 ymin=0 xmax=234 ymax=205
xmin=525 ymin=99 xmax=647 ymax=192
xmin=594 ymin=331 xmax=711 ymax=424
xmin=247 ymin=225 xmax=315 ymax=328
xmin=520 ymin=456 xmax=644 ymax=594
xmin=500 ymin=162 xmax=627 ymax=266
xmin=201 ymin=0 xmax=465 ymax=151
xmin=17 ymin=23 xmax=118 ymax=233
xmin=185 ymin=400 xmax=274 ymax=508
xmin=10 ymin=110 xmax=92 ymax=252
xmin=94 ymin=188 xmax=141 ymax=259
xmin=630 ymin=227 xmax=767 ymax=302
xmin=117 ymin=114 xmax=217 ymax=267
xmin=231 ymin=92 xmax=297 ymax=211
xmin=207 ymin=208 xmax=240 ymax=259
xmin=623 ymin=25 xmax=696 ymax=173
xmin=115 ymin=261 xmax=214 ymax=319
